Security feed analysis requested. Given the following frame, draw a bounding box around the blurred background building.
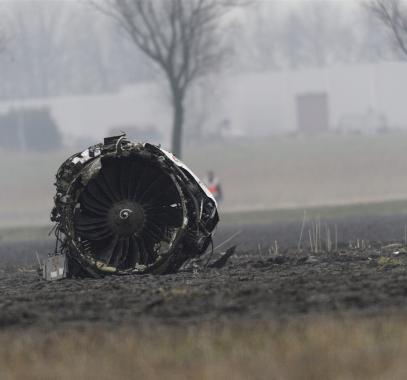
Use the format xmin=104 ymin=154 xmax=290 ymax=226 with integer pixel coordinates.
xmin=2 ymin=0 xmax=407 ymax=226
xmin=0 ymin=61 xmax=405 ymax=148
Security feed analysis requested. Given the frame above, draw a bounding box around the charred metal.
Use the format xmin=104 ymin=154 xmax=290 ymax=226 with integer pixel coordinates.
xmin=50 ymin=134 xmax=219 ymax=278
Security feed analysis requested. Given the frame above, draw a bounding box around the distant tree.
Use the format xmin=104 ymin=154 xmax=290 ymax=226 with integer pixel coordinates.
xmin=280 ymin=2 xmax=356 ymax=69
xmin=366 ymin=0 xmax=407 ymax=58
xmin=240 ymin=1 xmax=280 ymax=71
xmin=5 ymin=2 xmax=70 ymax=98
xmin=281 ymin=10 xmax=307 ymax=69
xmin=0 ymin=2 xmax=150 ymax=99
xmin=356 ymin=5 xmax=393 ymax=62
xmin=92 ymin=0 xmax=237 ymax=158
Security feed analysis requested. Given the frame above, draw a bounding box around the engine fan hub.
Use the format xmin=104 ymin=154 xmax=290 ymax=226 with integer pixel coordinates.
xmin=107 ymin=200 xmax=145 ymax=236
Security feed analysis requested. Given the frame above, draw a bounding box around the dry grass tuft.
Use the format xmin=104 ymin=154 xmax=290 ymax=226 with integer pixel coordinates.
xmin=377 ymin=256 xmax=402 ymax=266
xmin=2 ymin=316 xmax=407 ymax=380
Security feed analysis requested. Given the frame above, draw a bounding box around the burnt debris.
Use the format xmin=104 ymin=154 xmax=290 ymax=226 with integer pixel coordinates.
xmin=50 ymin=134 xmax=219 ymax=278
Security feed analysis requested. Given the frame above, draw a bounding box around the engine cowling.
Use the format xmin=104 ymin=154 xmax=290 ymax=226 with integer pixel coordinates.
xmin=51 ymin=135 xmax=219 ymax=276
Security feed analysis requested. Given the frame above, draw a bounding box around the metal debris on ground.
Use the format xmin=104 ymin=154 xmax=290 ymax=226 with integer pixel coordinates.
xmin=207 ymin=246 xmax=236 ymax=269
xmin=42 ymin=254 xmax=68 ymax=281
xmin=48 ymin=134 xmax=219 ymax=279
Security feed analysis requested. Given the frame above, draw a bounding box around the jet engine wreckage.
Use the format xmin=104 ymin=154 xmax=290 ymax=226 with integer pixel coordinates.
xmin=47 ymin=135 xmax=219 ymax=280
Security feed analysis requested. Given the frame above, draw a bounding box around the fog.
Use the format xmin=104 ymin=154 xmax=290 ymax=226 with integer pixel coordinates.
xmin=1 ymin=0 xmax=407 ymax=227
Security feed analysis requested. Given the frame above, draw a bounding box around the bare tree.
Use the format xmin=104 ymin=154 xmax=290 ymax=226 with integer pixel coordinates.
xmin=280 ymin=2 xmax=356 ymax=69
xmin=92 ymin=0 xmax=235 ymax=158
xmin=366 ymin=0 xmax=407 ymax=57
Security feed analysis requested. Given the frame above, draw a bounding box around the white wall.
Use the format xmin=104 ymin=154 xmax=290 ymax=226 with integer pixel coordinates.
xmin=0 ymin=61 xmax=406 ymax=148
xmin=0 ymin=83 xmax=172 ymax=147
xmin=221 ymin=62 xmax=407 ymax=136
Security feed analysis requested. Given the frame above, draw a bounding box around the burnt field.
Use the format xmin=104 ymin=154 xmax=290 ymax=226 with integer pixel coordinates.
xmin=2 ymin=211 xmax=407 ymax=328
xmin=4 ymin=211 xmax=407 ymax=379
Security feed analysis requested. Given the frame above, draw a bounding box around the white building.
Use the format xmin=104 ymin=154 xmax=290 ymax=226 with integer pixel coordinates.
xmin=0 ymin=61 xmax=406 ymax=148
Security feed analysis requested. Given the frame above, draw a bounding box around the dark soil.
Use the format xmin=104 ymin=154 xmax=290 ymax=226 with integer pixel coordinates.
xmin=2 ymin=214 xmax=407 ymax=329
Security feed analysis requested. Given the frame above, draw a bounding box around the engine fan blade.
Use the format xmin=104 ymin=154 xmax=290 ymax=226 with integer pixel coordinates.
xmin=119 ymin=237 xmax=130 ymax=267
xmin=143 ymin=221 xmax=164 ymax=243
xmin=76 ymin=225 xmax=113 ymax=241
xmin=76 ymin=223 xmax=109 ymax=234
xmin=75 ymin=213 xmax=107 ymax=227
xmin=81 ymin=200 xmax=107 ymax=217
xmin=85 ymin=180 xmax=114 ymax=207
xmin=147 ymin=205 xmax=184 ymax=228
xmin=138 ymin=174 xmax=171 ymax=204
xmin=126 ymin=235 xmax=141 ymax=267
xmin=110 ymin=239 xmax=124 ymax=267
xmin=137 ymin=236 xmax=153 ymax=265
xmin=144 ymin=186 xmax=180 ymax=208
xmin=94 ymin=174 xmax=119 ymax=203
xmin=127 ymin=161 xmax=142 ymax=199
xmin=80 ymin=190 xmax=111 ymax=213
xmin=119 ymin=159 xmax=132 ymax=200
xmin=96 ymin=235 xmax=119 ymax=263
xmin=132 ymin=164 xmax=162 ymax=201
xmin=101 ymin=160 xmax=122 ymax=201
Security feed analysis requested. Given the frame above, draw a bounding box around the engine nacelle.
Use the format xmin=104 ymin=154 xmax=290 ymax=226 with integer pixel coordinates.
xmin=51 ymin=134 xmax=219 ymax=276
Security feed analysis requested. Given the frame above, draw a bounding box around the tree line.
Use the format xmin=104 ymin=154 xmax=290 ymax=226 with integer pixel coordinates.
xmin=0 ymin=0 xmax=405 ymax=157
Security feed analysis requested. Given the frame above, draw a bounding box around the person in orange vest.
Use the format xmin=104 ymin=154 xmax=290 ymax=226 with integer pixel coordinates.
xmin=204 ymin=170 xmax=223 ymax=203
